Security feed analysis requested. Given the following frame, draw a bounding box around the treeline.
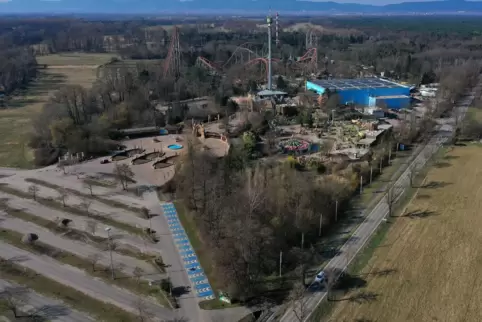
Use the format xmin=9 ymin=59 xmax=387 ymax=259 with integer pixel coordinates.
xmin=0 ymin=48 xmax=37 ymax=95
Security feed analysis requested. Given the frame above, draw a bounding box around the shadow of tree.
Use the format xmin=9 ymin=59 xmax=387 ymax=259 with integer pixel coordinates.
xmin=421 ymin=181 xmax=451 ymax=189
xmin=444 ymin=155 xmax=459 ymax=160
xmin=346 ymin=291 xmax=379 ymax=304
xmin=403 ymin=209 xmax=438 ymax=219
xmin=359 ymin=268 xmax=397 ymax=278
xmin=433 ymin=161 xmax=452 ymax=168
xmin=415 ymin=194 xmax=431 ymax=200
xmin=30 ymin=304 xmax=71 ymax=319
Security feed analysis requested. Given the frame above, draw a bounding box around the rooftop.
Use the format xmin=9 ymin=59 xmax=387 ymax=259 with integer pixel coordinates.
xmin=375 ymin=95 xmax=411 ymax=99
xmin=309 ymin=77 xmax=408 ymax=91
xmin=257 ymin=90 xmax=288 ymax=96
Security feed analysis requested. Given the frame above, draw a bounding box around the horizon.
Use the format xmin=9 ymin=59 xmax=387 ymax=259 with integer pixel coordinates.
xmin=2 ymin=0 xmax=482 ymax=14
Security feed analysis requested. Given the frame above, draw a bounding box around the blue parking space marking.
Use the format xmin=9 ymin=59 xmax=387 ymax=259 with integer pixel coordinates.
xmin=191 ymin=275 xmax=207 ymax=282
xmin=184 ymin=263 xmax=200 ymax=269
xmin=198 ymin=290 xmax=214 ymax=297
xmin=162 ymin=202 xmax=214 ymax=300
xmin=195 ymin=283 xmax=211 ymax=290
xmin=187 ymin=268 xmax=204 ymax=276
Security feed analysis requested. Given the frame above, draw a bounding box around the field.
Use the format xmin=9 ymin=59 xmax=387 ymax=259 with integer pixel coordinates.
xmin=326 ymin=145 xmax=482 ymax=322
xmin=0 ymin=53 xmax=113 ymax=168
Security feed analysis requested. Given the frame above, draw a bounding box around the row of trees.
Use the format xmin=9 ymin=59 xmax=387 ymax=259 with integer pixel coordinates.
xmin=0 ymin=48 xmax=37 ymax=96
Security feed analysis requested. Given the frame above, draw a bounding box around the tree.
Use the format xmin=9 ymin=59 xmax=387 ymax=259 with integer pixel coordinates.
xmin=133 ymin=296 xmax=154 ymax=322
xmin=28 ymin=185 xmax=39 ymax=201
xmin=141 ymin=207 xmax=150 ymax=219
xmin=0 ymin=286 xmax=29 ymax=318
xmin=80 ymin=199 xmax=92 ymax=217
xmin=408 ymin=166 xmax=418 ymax=188
xmin=22 ymin=233 xmax=39 ymax=244
xmin=385 ymin=185 xmax=397 ymax=217
xmin=87 ymin=253 xmax=101 ymax=271
xmin=276 ymin=75 xmax=287 ymax=90
xmin=242 ymin=131 xmax=256 ymax=158
xmin=57 ymin=189 xmax=69 ymax=207
xmin=288 ymin=281 xmax=308 ymax=322
xmin=86 ymin=220 xmax=97 ymax=235
xmin=84 ymin=182 xmax=94 ymax=196
xmin=133 ymin=266 xmax=144 ymax=283
xmin=114 ymin=164 xmax=135 ymax=190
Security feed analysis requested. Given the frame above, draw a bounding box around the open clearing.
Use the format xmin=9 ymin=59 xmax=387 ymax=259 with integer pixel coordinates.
xmin=0 ymin=53 xmax=113 ymax=168
xmin=327 ymin=145 xmax=482 ymax=322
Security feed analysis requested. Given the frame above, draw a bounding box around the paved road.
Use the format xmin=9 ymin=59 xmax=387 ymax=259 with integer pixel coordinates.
xmin=0 ymin=242 xmax=175 ymax=321
xmin=0 ymin=212 xmax=163 ymax=281
xmin=279 ymin=80 xmax=481 ymax=322
xmin=0 ymin=191 xmax=160 ymax=255
xmin=0 ymin=279 xmax=93 ymax=322
xmin=1 ymin=164 xmax=203 ymax=322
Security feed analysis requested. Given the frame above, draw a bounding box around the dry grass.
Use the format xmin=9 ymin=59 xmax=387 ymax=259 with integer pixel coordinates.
xmin=0 ymin=53 xmax=113 ymax=168
xmin=37 ymin=53 xmax=115 ymax=67
xmin=327 ymin=145 xmax=482 ymax=322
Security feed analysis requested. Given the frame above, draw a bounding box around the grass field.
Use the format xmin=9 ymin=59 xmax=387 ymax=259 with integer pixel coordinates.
xmin=0 ymin=53 xmax=113 ymax=168
xmin=326 ymin=145 xmax=482 ymax=322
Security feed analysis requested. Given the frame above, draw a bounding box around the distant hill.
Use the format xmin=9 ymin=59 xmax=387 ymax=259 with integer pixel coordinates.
xmin=2 ymin=0 xmax=482 ymax=14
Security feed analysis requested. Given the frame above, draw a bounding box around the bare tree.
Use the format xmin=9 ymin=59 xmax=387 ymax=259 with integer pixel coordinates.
xmin=58 ymin=163 xmax=67 ymax=175
xmin=86 ymin=220 xmax=97 ymax=235
xmin=28 ymin=184 xmax=39 ymax=201
xmin=133 ymin=296 xmax=154 ymax=322
xmin=84 ymin=182 xmax=94 ymax=196
xmin=141 ymin=207 xmax=150 ymax=219
xmin=22 ymin=233 xmax=39 ymax=245
xmin=385 ymin=185 xmax=397 ymax=217
xmin=133 ymin=266 xmax=144 ymax=284
xmin=408 ymin=166 xmax=418 ymax=188
xmin=87 ymin=253 xmax=101 ymax=271
xmin=80 ymin=199 xmax=92 ymax=217
xmin=114 ymin=164 xmax=135 ymax=190
xmin=57 ymin=189 xmax=69 ymax=207
xmin=288 ymin=281 xmax=308 ymax=322
xmin=0 ymin=287 xmax=29 ymax=318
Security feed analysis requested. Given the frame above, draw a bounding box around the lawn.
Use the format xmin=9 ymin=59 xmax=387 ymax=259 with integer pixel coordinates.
xmin=326 ymin=145 xmax=482 ymax=322
xmin=0 ymin=53 xmax=113 ymax=168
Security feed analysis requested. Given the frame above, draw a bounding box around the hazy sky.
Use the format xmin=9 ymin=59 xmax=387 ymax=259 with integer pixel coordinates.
xmin=304 ymin=0 xmax=445 ymax=5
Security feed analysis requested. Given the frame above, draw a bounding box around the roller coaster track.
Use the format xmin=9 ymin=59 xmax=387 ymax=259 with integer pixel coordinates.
xmin=196 ymin=43 xmax=317 ymax=76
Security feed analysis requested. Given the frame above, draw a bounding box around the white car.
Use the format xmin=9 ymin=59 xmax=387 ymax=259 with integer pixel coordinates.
xmin=314 ymin=271 xmax=326 ymax=284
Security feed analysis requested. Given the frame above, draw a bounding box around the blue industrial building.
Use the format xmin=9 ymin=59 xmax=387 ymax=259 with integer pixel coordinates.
xmin=306 ymin=78 xmax=411 ymax=110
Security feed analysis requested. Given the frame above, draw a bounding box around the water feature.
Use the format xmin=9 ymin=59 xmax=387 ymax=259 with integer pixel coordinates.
xmin=168 ymin=144 xmax=183 ymax=150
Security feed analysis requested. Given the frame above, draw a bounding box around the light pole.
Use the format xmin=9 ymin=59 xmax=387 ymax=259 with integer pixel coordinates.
xmin=105 ymin=227 xmax=115 ymax=280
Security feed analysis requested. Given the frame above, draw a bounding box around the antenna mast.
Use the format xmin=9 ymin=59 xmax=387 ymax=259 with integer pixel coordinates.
xmin=275 ymin=12 xmax=280 ymax=47
xmin=267 ymin=14 xmax=273 ymax=91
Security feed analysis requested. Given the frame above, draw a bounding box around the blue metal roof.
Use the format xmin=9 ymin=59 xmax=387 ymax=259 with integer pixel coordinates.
xmin=309 ymin=78 xmax=408 ymax=91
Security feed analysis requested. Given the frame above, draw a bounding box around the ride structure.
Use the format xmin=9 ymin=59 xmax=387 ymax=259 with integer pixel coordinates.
xmin=163 ymin=26 xmax=181 ymax=79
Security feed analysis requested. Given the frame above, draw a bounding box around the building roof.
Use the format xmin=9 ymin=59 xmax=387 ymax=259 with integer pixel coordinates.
xmin=257 ymin=90 xmax=287 ymax=96
xmin=375 ymin=95 xmax=410 ymax=99
xmin=308 ymin=78 xmax=408 ymax=91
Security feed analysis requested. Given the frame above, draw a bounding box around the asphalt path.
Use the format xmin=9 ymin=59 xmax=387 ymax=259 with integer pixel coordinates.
xmin=279 ymin=81 xmax=481 ymax=322
xmin=0 ymin=279 xmax=93 ymax=322
xmin=0 ymin=242 xmax=175 ymax=321
xmin=0 ymin=212 xmax=163 ymax=281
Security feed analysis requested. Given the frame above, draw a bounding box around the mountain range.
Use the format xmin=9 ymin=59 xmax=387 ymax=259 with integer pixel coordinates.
xmin=1 ymin=0 xmax=482 ymax=15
